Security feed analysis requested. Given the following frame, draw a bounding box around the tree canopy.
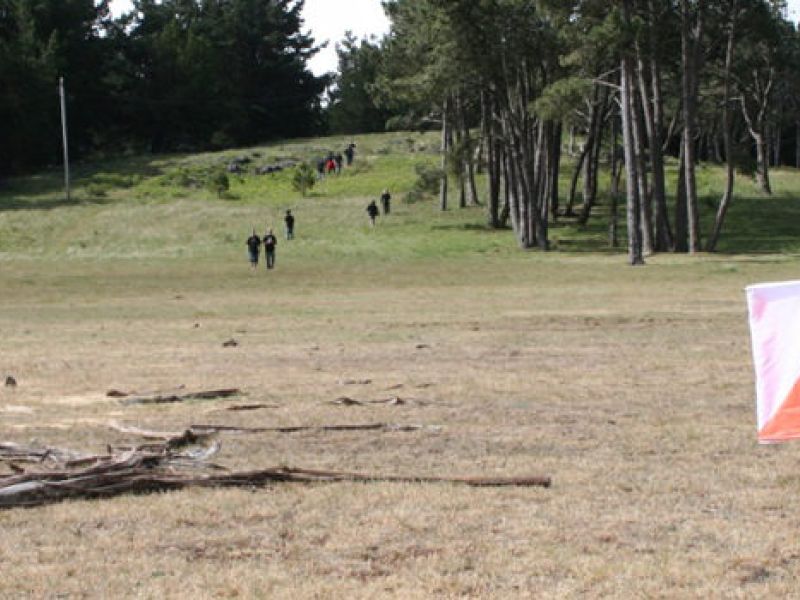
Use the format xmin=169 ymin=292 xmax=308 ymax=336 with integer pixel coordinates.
xmin=0 ymin=0 xmax=327 ymax=174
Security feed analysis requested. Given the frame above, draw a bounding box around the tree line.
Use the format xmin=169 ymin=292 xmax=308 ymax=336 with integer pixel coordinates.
xmin=0 ymin=0 xmax=327 ymax=176
xmin=330 ymin=0 xmax=800 ymax=259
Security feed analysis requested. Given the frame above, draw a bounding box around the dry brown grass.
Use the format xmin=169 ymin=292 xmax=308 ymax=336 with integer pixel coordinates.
xmin=2 ymin=253 xmax=800 ymax=598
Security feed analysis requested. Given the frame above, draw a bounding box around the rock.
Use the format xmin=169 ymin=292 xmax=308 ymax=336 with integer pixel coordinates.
xmin=5 ymin=376 xmax=17 ymax=387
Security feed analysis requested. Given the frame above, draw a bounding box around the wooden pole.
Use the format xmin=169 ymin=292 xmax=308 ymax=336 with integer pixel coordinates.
xmin=59 ymin=77 xmax=70 ymax=202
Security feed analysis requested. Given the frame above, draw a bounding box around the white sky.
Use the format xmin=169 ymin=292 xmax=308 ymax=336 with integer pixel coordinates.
xmin=108 ymin=0 xmax=390 ymax=76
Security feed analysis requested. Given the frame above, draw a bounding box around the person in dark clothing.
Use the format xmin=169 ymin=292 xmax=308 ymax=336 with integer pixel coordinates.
xmin=284 ymin=210 xmax=295 ymax=240
xmin=263 ymin=229 xmax=277 ymax=269
xmin=246 ymin=230 xmax=261 ymax=269
xmin=316 ymin=158 xmax=326 ymax=179
xmin=366 ymin=200 xmax=379 ymax=227
xmin=334 ymin=153 xmax=344 ymax=174
xmin=344 ymin=143 xmax=355 ymax=166
xmin=380 ymin=189 xmax=391 ymax=215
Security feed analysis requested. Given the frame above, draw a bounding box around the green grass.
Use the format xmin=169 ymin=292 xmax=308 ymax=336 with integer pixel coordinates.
xmin=3 ymin=131 xmax=800 ymax=262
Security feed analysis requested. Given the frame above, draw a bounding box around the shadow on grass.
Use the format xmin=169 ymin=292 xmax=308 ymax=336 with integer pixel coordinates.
xmin=430 ymin=222 xmax=504 ymax=232
xmin=0 ymin=155 xmax=170 ymax=212
xmin=703 ymin=193 xmax=800 ymax=254
xmin=0 ymin=194 xmax=116 ymax=211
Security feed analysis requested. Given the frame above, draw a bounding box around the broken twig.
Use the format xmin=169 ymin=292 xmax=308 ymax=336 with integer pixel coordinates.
xmin=120 ymin=388 xmax=240 ymax=406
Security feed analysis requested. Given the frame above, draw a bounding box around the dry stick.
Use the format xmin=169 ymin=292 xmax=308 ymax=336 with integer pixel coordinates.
xmin=120 ymin=388 xmax=240 ymax=406
xmin=107 ymin=384 xmax=186 ymax=398
xmin=0 ymin=462 xmax=551 ymax=509
xmin=108 ymin=422 xmax=435 ymax=440
xmin=189 ymin=423 xmax=434 ymax=434
xmin=328 ymin=397 xmax=421 ymax=407
xmin=108 ymin=422 xmax=185 ymax=439
xmin=0 ymin=442 xmax=87 ymax=464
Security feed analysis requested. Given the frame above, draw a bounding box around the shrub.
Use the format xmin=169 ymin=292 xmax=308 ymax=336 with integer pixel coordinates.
xmin=292 ymin=163 xmax=316 ymax=196
xmin=405 ymin=162 xmax=444 ymax=203
xmin=85 ymin=183 xmax=108 ymax=198
xmin=90 ymin=172 xmax=141 ymax=189
xmin=208 ymin=171 xmax=230 ymax=198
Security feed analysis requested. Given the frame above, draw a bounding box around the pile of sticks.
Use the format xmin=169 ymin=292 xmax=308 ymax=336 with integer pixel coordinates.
xmin=0 ymin=428 xmax=551 ymax=509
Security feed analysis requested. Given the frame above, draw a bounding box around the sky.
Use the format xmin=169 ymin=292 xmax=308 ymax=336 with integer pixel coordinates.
xmin=108 ymin=0 xmax=391 ymax=76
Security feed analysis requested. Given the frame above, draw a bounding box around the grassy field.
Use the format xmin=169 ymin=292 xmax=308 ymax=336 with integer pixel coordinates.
xmin=3 ymin=133 xmax=800 ymax=598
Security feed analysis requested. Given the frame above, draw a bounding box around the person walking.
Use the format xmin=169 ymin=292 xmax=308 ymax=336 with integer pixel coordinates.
xmin=366 ymin=200 xmax=379 ymax=227
xmin=344 ymin=143 xmax=355 ymax=166
xmin=246 ymin=229 xmax=261 ymax=269
xmin=284 ymin=210 xmax=295 ymax=240
xmin=263 ymin=229 xmax=277 ymax=269
xmin=380 ymin=189 xmax=391 ymax=215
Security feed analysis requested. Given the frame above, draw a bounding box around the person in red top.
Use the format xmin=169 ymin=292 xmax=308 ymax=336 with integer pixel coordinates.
xmin=326 ymin=157 xmax=336 ymax=174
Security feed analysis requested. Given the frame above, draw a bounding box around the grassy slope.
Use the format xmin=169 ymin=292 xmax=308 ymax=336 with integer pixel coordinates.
xmin=3 ymin=134 xmax=800 ymax=597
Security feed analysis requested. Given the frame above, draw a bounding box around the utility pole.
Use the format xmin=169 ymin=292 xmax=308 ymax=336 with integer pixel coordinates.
xmin=59 ymin=76 xmax=70 ymax=201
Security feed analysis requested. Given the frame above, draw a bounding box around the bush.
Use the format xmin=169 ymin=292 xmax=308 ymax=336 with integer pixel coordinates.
xmin=292 ymin=163 xmax=316 ymax=196
xmin=85 ymin=183 xmax=108 ymax=198
xmin=159 ymin=167 xmax=197 ymax=188
xmin=208 ymin=171 xmax=230 ymax=198
xmin=90 ymin=172 xmax=141 ymax=189
xmin=404 ymin=162 xmax=444 ymax=203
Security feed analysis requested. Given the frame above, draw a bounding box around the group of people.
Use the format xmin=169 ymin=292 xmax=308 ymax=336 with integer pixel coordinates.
xmin=245 ymin=141 xmax=396 ymax=269
xmin=316 ymin=143 xmax=356 ymax=179
xmin=366 ymin=189 xmax=391 ymax=227
xmin=246 ymin=209 xmax=294 ymax=270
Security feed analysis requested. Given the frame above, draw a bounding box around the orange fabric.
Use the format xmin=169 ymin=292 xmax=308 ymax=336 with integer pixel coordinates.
xmin=759 ymin=376 xmax=800 ymax=442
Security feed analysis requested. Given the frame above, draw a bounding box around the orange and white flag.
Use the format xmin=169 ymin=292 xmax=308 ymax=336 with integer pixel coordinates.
xmin=747 ymin=280 xmax=800 ymax=443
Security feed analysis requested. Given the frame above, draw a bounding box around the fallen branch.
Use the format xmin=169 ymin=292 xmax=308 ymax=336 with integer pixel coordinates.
xmin=120 ymin=388 xmax=240 ymax=406
xmin=328 ymin=397 xmax=364 ymax=406
xmin=337 ymin=379 xmax=372 ymax=385
xmin=107 ymin=385 xmax=186 ymax=398
xmin=190 ymin=423 xmax=439 ymax=434
xmin=327 ymin=396 xmax=429 ymax=407
xmin=0 ymin=442 xmax=88 ymax=465
xmin=222 ymin=404 xmax=276 ymax=412
xmin=0 ymin=438 xmax=550 ymax=509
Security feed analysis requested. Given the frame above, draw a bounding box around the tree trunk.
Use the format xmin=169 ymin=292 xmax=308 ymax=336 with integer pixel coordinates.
xmin=674 ymin=144 xmax=688 ymax=252
xmin=578 ymin=97 xmax=606 ymax=227
xmin=631 ymin=86 xmax=653 ymax=255
xmin=550 ymin=121 xmax=562 ymax=223
xmin=754 ymin=133 xmax=772 ymax=194
xmin=566 ymin=144 xmax=589 ymax=217
xmin=609 ymin=112 xmax=620 ymax=248
xmin=620 ymin=17 xmax=644 ymax=265
xmin=680 ymin=0 xmax=702 ymax=253
xmin=640 ymin=6 xmax=672 ymax=251
xmin=707 ymin=0 xmax=737 ymax=253
xmin=439 ymin=97 xmax=450 ymax=211
xmin=486 ymin=100 xmax=501 ymax=227
xmin=796 ymin=120 xmax=800 ymax=169
xmin=773 ymin=124 xmax=781 ymax=167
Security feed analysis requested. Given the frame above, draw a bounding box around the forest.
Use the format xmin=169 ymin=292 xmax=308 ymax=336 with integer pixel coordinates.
xmin=2 ymin=0 xmax=799 ymax=260
xmin=0 ymin=0 xmax=327 ymax=170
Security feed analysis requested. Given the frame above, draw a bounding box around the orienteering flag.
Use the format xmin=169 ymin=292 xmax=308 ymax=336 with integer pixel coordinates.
xmin=747 ymin=280 xmax=800 ymax=443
